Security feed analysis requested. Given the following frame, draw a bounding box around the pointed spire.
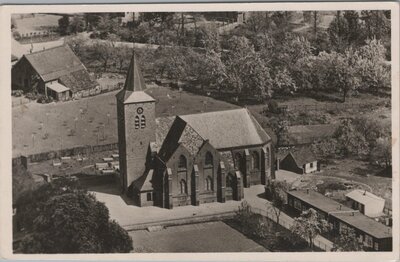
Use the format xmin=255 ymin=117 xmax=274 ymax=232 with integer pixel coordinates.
xmin=124 ymin=51 xmax=146 ymax=92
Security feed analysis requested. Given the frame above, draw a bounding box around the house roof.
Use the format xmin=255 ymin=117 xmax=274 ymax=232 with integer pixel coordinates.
xmin=332 ymin=212 xmax=392 ymax=239
xmin=24 ymin=45 xmax=86 ymax=82
xmin=46 ymin=82 xmax=70 ymax=93
xmin=284 ymin=146 xmax=317 ymax=167
xmin=287 ymin=190 xmax=392 ymax=239
xmin=179 ymin=108 xmax=271 ymax=150
xmin=285 ymin=124 xmax=338 ymax=145
xmin=346 ymin=189 xmax=385 ymax=205
xmin=287 ymin=190 xmax=354 ymax=215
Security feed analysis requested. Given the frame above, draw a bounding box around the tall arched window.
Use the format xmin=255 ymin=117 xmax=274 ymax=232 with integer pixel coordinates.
xmin=226 ymin=173 xmax=234 ymax=188
xmin=178 ymin=155 xmax=187 ymax=169
xmin=205 ymin=176 xmax=213 ymax=191
xmin=234 ymin=153 xmax=242 ymax=170
xmin=205 ymin=152 xmax=213 ymax=166
xmin=180 ymin=179 xmax=187 ymax=194
xmin=252 ymin=151 xmax=260 ymax=170
xmin=140 ymin=115 xmax=146 ymax=128
xmin=266 ymin=147 xmax=270 ymax=166
xmin=134 ymin=116 xmax=140 ymax=129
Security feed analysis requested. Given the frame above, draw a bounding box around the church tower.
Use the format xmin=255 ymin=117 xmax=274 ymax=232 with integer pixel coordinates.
xmin=116 ymin=52 xmax=156 ymax=193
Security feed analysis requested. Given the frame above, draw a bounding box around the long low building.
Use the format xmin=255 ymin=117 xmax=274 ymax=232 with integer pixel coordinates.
xmin=286 ymin=189 xmax=392 ymax=251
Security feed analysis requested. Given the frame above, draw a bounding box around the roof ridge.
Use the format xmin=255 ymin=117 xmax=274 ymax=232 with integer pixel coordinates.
xmin=24 ymin=44 xmax=68 ymax=57
xmin=179 ymin=107 xmax=244 ymax=118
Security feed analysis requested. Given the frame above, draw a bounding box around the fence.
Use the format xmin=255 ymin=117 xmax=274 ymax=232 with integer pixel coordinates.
xmin=19 ymin=142 xmax=119 ymax=163
xmin=250 ymin=206 xmax=333 ymax=252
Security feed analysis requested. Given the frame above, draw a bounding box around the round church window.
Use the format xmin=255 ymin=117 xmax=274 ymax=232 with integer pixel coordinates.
xmin=137 ymin=107 xmax=143 ymax=114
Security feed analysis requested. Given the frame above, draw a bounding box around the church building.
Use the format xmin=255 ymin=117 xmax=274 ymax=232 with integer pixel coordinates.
xmin=116 ymin=53 xmax=274 ymax=209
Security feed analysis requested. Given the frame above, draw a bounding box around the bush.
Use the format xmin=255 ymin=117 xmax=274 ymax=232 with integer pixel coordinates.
xmin=317 ymin=182 xmax=347 ymax=194
xmin=12 ymin=90 xmax=23 ymax=97
xmin=266 ymin=100 xmax=281 ymax=114
xmin=271 ymin=231 xmax=308 ymax=251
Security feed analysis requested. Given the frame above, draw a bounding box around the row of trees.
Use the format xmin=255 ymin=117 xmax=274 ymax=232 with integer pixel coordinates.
xmin=145 ymin=34 xmax=389 ymax=102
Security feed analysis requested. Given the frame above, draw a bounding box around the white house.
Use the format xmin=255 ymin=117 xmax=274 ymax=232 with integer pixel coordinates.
xmin=346 ymin=189 xmax=385 ymax=218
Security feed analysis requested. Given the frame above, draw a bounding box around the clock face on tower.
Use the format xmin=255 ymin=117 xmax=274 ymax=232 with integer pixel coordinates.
xmin=137 ymin=107 xmax=143 ymax=114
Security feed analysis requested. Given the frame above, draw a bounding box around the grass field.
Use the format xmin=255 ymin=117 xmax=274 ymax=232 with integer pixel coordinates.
xmin=13 ymin=14 xmax=61 ymax=34
xmin=130 ymin=221 xmax=268 ymax=252
xmin=12 ymin=84 xmax=238 ymax=157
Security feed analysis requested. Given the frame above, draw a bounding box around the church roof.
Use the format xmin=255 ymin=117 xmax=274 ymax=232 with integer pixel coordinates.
xmin=116 ymin=52 xmax=155 ymax=104
xmin=158 ymin=117 xmax=205 ymax=162
xmin=132 ymin=169 xmax=154 ymax=192
xmin=179 ymin=108 xmax=271 ymax=150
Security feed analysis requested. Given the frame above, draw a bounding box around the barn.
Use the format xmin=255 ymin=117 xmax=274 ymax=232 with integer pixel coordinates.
xmin=11 ymin=45 xmax=98 ymax=101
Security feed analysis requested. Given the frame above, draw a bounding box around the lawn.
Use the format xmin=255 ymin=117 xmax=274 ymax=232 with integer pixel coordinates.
xmin=130 ymin=221 xmax=268 ymax=252
xmin=12 ymin=84 xmax=238 ymax=157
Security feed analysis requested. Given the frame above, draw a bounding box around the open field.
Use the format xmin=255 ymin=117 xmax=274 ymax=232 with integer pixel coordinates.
xmin=13 ymin=14 xmax=61 ymax=35
xmin=130 ymin=221 xmax=268 ymax=252
xmin=12 ymin=84 xmax=238 ymax=157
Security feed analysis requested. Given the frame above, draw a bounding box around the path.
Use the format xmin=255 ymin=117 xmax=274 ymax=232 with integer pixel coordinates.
xmin=90 ymin=183 xmax=333 ymax=251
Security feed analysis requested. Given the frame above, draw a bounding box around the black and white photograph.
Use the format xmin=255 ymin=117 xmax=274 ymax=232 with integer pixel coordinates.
xmin=0 ymin=2 xmax=399 ymax=260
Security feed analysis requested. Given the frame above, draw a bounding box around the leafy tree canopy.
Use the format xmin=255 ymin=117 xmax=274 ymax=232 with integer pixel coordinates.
xmin=15 ymin=178 xmax=133 ymax=254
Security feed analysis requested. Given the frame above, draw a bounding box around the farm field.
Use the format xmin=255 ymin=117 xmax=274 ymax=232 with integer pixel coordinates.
xmin=130 ymin=221 xmax=268 ymax=252
xmin=12 ymin=84 xmax=238 ymax=157
xmin=13 ymin=13 xmax=61 ymax=35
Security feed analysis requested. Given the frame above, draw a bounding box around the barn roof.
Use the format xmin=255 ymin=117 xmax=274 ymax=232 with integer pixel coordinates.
xmin=284 ymin=124 xmax=338 ymax=146
xmin=282 ymin=146 xmax=317 ymax=167
xmin=58 ymin=69 xmax=98 ymax=92
xmin=24 ymin=45 xmax=86 ymax=82
xmin=179 ymin=108 xmax=271 ymax=150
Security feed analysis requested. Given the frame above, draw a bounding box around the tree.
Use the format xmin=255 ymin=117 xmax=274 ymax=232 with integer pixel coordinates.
xmin=332 ymin=226 xmax=364 ymax=251
xmin=370 ymin=136 xmax=392 ymax=170
xmin=328 ymin=14 xmax=349 ymax=52
xmin=343 ymin=11 xmax=362 ymax=46
xmin=335 ymin=119 xmax=369 ymax=157
xmin=225 ymin=36 xmax=273 ymax=100
xmin=114 ymin=46 xmax=132 ymax=72
xmin=356 ymin=39 xmax=390 ymax=94
xmin=266 ymin=181 xmax=288 ymax=226
xmin=58 ymin=15 xmax=70 ymax=36
xmin=15 ymin=178 xmax=133 ymax=253
xmin=325 ymin=50 xmax=361 ymax=102
xmin=92 ymin=40 xmax=115 ymax=72
xmin=69 ymin=15 xmax=86 ymax=34
xmin=12 ymin=163 xmax=39 ymax=206
xmin=291 ymin=208 xmax=329 ymax=249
